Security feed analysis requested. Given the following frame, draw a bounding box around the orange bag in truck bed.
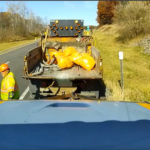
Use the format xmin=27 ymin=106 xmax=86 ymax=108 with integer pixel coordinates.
xmin=80 ymin=53 xmax=96 ymax=71
xmin=69 ymin=52 xmax=96 ymax=71
xmin=63 ymin=47 xmax=77 ymax=56
xmin=68 ymin=52 xmax=81 ymax=65
xmin=55 ymin=55 xmax=74 ymax=69
xmin=48 ymin=49 xmax=64 ymax=59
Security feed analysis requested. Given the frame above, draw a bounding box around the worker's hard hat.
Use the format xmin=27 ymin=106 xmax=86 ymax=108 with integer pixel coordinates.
xmin=0 ymin=64 xmax=9 ymax=72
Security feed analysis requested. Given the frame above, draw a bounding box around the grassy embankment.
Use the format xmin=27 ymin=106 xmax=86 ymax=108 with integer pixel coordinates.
xmin=93 ymin=24 xmax=150 ymax=102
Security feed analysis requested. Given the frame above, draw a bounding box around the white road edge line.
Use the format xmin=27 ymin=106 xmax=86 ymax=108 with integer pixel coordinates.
xmin=19 ymin=86 xmax=29 ymax=100
xmin=5 ymin=62 xmax=10 ymax=64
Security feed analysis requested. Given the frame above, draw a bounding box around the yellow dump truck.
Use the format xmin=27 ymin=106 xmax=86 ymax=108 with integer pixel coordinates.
xmin=23 ymin=20 xmax=104 ymax=99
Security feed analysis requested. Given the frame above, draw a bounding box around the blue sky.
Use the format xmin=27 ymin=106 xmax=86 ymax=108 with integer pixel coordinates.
xmin=0 ymin=1 xmax=98 ymax=26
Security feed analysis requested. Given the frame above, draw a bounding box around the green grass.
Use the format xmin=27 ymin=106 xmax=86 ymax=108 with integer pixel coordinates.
xmin=93 ymin=24 xmax=150 ymax=102
xmin=0 ymin=39 xmax=38 ymax=52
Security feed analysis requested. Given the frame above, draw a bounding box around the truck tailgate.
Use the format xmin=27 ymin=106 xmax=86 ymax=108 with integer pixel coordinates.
xmin=24 ymin=65 xmax=102 ymax=79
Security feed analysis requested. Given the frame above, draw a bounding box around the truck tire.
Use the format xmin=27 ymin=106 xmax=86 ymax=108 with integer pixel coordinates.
xmin=28 ymin=79 xmax=41 ymax=99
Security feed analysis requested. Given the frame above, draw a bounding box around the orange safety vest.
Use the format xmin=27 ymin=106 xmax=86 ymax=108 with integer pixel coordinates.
xmin=1 ymin=72 xmax=19 ymax=100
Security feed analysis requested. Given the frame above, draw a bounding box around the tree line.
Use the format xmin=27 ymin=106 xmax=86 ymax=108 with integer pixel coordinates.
xmin=2 ymin=1 xmax=149 ymax=42
xmin=0 ymin=1 xmax=47 ymax=42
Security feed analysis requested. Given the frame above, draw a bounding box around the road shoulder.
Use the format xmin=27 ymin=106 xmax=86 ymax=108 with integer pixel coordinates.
xmin=0 ymin=40 xmax=39 ymax=55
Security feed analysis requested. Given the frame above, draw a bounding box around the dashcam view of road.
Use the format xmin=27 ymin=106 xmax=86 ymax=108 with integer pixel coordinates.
xmin=1 ymin=1 xmax=150 ymax=150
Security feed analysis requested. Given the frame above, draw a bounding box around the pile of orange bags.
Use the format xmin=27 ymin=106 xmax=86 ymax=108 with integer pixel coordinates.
xmin=48 ymin=48 xmax=74 ymax=69
xmin=47 ymin=47 xmax=95 ymax=70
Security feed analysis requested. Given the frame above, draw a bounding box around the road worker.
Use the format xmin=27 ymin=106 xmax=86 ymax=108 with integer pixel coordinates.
xmin=0 ymin=64 xmax=19 ymax=100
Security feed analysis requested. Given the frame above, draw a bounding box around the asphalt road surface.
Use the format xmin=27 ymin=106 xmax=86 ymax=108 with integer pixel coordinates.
xmin=0 ymin=41 xmax=39 ymax=100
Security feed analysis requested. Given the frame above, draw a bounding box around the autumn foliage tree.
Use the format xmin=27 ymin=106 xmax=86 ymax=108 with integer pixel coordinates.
xmin=96 ymin=1 xmax=118 ymax=26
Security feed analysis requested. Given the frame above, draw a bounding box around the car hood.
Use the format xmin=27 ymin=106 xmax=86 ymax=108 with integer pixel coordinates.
xmin=0 ymin=100 xmax=150 ymax=150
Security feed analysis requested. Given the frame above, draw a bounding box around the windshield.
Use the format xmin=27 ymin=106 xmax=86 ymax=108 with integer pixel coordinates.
xmin=0 ymin=1 xmax=150 ymax=103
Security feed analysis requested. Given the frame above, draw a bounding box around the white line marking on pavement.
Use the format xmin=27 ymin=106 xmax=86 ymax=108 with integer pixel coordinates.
xmin=19 ymin=86 xmax=29 ymax=100
xmin=5 ymin=62 xmax=10 ymax=64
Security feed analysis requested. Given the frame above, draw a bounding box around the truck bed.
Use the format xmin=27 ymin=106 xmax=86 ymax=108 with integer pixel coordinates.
xmin=23 ymin=45 xmax=102 ymax=80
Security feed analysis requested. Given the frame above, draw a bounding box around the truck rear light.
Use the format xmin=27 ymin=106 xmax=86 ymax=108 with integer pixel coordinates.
xmin=75 ymin=20 xmax=78 ymax=23
xmin=55 ymin=20 xmax=59 ymax=23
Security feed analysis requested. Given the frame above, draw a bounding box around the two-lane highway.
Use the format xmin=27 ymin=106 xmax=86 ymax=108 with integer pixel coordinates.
xmin=0 ymin=41 xmax=39 ymax=100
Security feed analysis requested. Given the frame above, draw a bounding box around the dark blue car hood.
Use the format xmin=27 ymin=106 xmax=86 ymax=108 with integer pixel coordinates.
xmin=0 ymin=100 xmax=150 ymax=150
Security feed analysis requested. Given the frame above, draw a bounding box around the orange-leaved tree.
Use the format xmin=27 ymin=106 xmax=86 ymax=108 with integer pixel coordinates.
xmin=96 ymin=1 xmax=119 ymax=26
